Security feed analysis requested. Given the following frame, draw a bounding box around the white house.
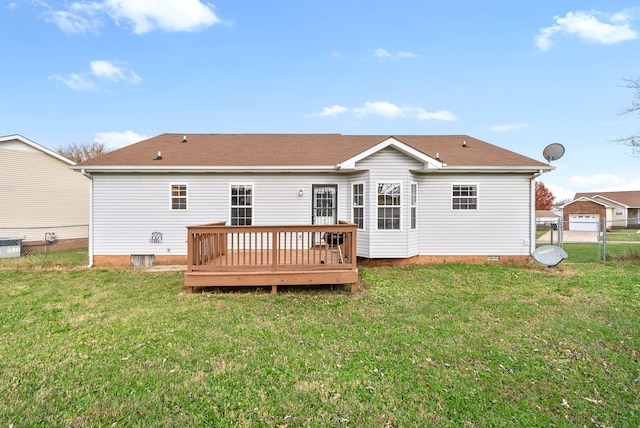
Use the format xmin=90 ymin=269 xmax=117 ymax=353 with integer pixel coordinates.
xmin=0 ymin=134 xmax=89 ymax=252
xmin=73 ymin=134 xmax=553 ymax=267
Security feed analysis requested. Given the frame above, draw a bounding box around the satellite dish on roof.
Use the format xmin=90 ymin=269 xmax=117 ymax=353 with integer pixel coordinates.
xmin=542 ymin=143 xmax=565 ymax=163
xmin=533 ymin=245 xmax=568 ymax=268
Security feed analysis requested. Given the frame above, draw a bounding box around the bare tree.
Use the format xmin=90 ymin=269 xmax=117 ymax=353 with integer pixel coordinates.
xmin=57 ymin=141 xmax=109 ymax=163
xmin=616 ymin=77 xmax=640 ymax=156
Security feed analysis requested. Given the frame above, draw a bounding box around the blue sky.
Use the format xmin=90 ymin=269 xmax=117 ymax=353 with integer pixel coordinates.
xmin=2 ymin=0 xmax=639 ymax=201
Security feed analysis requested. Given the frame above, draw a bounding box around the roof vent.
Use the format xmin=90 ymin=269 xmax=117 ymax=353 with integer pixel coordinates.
xmin=462 ymin=140 xmax=467 ymax=148
xmin=154 ymin=151 xmax=162 ymax=160
xmin=181 ymin=135 xmax=187 ymax=143
xmin=436 ymin=152 xmax=440 ymax=160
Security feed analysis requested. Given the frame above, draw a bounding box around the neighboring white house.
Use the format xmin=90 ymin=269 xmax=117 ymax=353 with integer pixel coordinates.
xmin=73 ymin=134 xmax=553 ymax=266
xmin=0 ymin=134 xmax=89 ymax=251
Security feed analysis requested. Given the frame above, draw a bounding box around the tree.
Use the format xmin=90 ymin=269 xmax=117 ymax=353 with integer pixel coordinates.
xmin=616 ymin=76 xmax=640 ymax=156
xmin=535 ymin=181 xmax=555 ymax=210
xmin=57 ymin=141 xmax=109 ymax=163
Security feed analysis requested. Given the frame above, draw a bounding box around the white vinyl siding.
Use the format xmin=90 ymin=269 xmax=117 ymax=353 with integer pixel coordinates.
xmin=91 ymin=174 xmax=352 ymax=256
xmin=420 ymin=174 xmax=532 ymax=256
xmin=356 ymin=147 xmax=423 ymax=258
xmin=89 ymin=148 xmax=537 ymax=259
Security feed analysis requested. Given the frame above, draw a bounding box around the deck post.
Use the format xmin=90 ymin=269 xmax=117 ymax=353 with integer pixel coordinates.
xmin=271 ymin=285 xmax=277 ymax=294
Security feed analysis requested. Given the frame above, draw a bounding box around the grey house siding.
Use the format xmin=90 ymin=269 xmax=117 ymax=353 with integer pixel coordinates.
xmin=418 ymin=173 xmax=532 ymax=256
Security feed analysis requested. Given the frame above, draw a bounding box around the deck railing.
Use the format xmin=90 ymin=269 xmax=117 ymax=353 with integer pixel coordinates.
xmin=187 ymin=221 xmax=357 ymax=273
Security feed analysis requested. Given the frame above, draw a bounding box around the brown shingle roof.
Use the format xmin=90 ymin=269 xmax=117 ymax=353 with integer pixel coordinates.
xmin=76 ymin=133 xmax=549 ymax=169
xmin=574 ymin=191 xmax=640 ymax=207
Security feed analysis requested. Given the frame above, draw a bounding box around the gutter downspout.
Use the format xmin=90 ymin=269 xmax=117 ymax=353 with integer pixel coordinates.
xmin=81 ymin=169 xmax=94 ymax=268
xmin=530 ymin=170 xmax=544 ymax=256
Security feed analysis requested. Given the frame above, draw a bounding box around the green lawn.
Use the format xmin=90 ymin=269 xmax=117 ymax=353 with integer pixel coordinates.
xmin=1 ymin=250 xmax=639 ymax=426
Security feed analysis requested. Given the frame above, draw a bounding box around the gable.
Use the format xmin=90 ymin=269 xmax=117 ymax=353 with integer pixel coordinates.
xmin=339 ymin=137 xmax=443 ymax=170
xmin=0 ymin=134 xmax=75 ymax=165
xmin=574 ymin=191 xmax=640 ymax=208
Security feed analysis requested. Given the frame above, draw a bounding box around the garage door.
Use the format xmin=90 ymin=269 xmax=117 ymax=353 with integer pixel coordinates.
xmin=569 ymin=214 xmax=599 ymax=231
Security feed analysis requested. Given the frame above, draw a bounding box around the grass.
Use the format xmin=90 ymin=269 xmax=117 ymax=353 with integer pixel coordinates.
xmin=1 ymin=250 xmax=639 ymax=426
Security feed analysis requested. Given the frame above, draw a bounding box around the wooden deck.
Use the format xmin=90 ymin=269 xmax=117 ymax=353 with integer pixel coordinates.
xmin=184 ymin=221 xmax=358 ymax=293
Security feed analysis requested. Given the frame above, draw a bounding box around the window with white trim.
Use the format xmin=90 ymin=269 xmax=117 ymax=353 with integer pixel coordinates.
xmin=230 ymin=184 xmax=253 ymax=225
xmin=171 ymin=184 xmax=187 ymax=210
xmin=615 ymin=208 xmax=623 ymax=216
xmin=452 ymin=184 xmax=477 ymax=210
xmin=352 ymin=183 xmax=364 ymax=230
xmin=410 ymin=182 xmax=418 ymax=229
xmin=377 ymin=182 xmax=401 ymax=230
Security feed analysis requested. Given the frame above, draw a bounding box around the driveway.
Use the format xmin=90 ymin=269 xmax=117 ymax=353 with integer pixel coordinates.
xmin=537 ymin=230 xmax=599 ymax=243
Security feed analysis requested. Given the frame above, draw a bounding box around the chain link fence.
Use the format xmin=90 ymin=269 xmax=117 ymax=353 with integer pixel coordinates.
xmin=0 ymin=225 xmax=88 ymax=257
xmin=536 ymin=218 xmax=640 ymax=263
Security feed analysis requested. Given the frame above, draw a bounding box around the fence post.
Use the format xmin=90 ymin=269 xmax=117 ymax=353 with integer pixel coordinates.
xmin=598 ymin=218 xmax=607 ymax=262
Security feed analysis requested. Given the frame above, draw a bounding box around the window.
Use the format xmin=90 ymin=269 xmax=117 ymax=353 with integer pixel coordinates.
xmin=171 ymin=184 xmax=187 ymax=210
xmin=377 ymin=183 xmax=401 ymax=230
xmin=352 ymin=183 xmax=364 ymax=230
xmin=615 ymin=208 xmax=623 ymax=216
xmin=452 ymin=184 xmax=477 ymax=210
xmin=411 ymin=183 xmax=418 ymax=229
xmin=230 ymin=184 xmax=253 ymax=225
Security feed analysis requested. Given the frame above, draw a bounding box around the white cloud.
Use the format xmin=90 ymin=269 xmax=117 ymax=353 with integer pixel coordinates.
xmin=415 ymin=108 xmax=457 ymax=121
xmin=569 ymin=173 xmax=630 ymax=189
xmin=330 ymin=51 xmax=343 ymax=60
xmin=545 ymin=183 xmax=575 ymax=203
xmin=487 ymin=123 xmax=530 ymax=132
xmin=536 ymin=10 xmax=638 ymax=51
xmin=90 ymin=60 xmax=141 ymax=83
xmin=308 ymin=101 xmax=457 ymax=121
xmin=354 ymin=101 xmax=405 ymax=119
xmin=104 ymin=0 xmax=222 ymax=34
xmin=49 ymin=73 xmax=96 ymax=90
xmin=374 ymin=48 xmax=419 ymax=59
xmin=305 ymin=105 xmax=348 ymax=118
xmin=51 ymin=60 xmax=141 ymax=90
xmin=40 ymin=0 xmax=222 ymax=34
xmin=94 ymin=130 xmax=149 ymax=149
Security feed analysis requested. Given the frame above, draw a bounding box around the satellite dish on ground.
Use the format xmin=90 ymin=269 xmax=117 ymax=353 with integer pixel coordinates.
xmin=542 ymin=143 xmax=565 ymax=163
xmin=533 ymin=245 xmax=568 ymax=268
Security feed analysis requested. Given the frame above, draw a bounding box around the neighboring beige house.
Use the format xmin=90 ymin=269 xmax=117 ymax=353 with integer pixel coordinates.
xmin=563 ymin=191 xmax=640 ymax=231
xmin=0 ymin=134 xmax=89 ymax=252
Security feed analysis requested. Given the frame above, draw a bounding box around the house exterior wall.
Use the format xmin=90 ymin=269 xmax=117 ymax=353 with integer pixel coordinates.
xmin=91 ymin=173 xmax=355 ymax=257
xmin=354 ymin=147 xmax=424 ymax=258
xmin=88 ymin=147 xmax=538 ymax=263
xmin=562 ymin=200 xmax=606 ymax=230
xmin=0 ymin=139 xmax=89 ymax=242
xmin=418 ymin=173 xmax=533 ymax=256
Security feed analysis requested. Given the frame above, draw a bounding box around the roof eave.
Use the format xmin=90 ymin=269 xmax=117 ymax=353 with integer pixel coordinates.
xmin=428 ymin=165 xmax=554 ymax=173
xmin=70 ymin=165 xmax=342 ymax=173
